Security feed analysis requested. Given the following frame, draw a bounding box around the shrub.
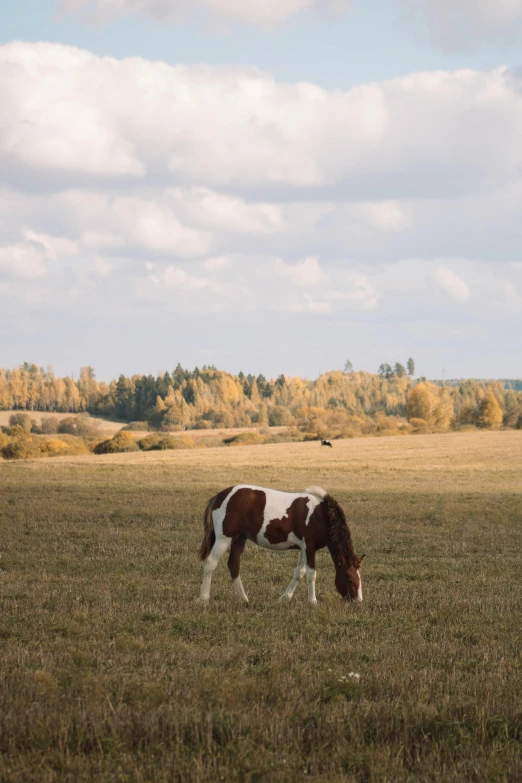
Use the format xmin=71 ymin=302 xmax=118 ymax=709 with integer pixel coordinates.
xmin=44 ymin=434 xmax=90 ymax=455
xmin=39 ymin=417 xmax=60 ymax=435
xmin=223 ymin=432 xmax=266 ymax=446
xmin=58 ymin=415 xmax=100 ymax=438
xmin=138 ymin=433 xmax=163 ymax=451
xmin=8 ymin=413 xmax=34 ymax=432
xmin=265 ymin=428 xmax=304 ymax=444
xmin=5 ymin=424 xmax=29 ymax=438
xmin=1 ymin=430 xmax=90 ymax=460
xmin=268 ymin=406 xmax=294 ymax=426
xmin=122 ymin=421 xmax=149 ymax=432
xmin=2 ymin=436 xmax=40 ymax=460
xmin=37 ymin=438 xmax=71 ymax=457
xmin=409 ymin=418 xmax=430 ymax=434
xmin=93 ymin=431 xmax=139 ymax=454
xmin=145 ymin=435 xmax=196 ymax=451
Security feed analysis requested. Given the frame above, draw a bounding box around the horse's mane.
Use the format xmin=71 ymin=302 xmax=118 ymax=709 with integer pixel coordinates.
xmin=325 ymin=495 xmax=357 ymax=566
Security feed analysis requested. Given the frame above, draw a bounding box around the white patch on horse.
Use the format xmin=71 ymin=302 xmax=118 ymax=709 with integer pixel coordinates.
xmin=280 ymin=550 xmax=306 ymax=602
xmin=233 ymin=576 xmax=249 ymax=602
xmin=357 ymin=569 xmax=363 ymax=602
xmin=306 ymin=486 xmax=327 ymax=499
xmin=306 ymin=564 xmax=317 ymax=604
xmin=255 ymin=488 xmax=320 ymax=550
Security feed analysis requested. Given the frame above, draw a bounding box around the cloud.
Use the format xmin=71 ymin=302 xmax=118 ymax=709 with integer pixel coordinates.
xmin=434 ymin=266 xmax=470 ymax=301
xmin=0 ymin=229 xmax=79 ymax=279
xmin=168 ymin=188 xmax=283 ymax=235
xmin=201 ymin=255 xmax=233 ymax=270
xmin=1 ymin=43 xmax=521 ymax=377
xmin=274 ymin=256 xmax=329 ymax=287
xmin=333 ymin=274 xmax=379 ymax=309
xmin=3 ymin=43 xmax=522 ymax=200
xmin=60 ymin=0 xmax=351 ymax=29
xmin=145 ymin=262 xmax=211 ymax=290
xmin=0 ymin=240 xmax=48 ymax=279
xmin=403 ymin=0 xmax=522 ymax=50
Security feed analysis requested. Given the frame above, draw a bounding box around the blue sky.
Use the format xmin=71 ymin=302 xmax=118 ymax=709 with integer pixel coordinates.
xmin=1 ymin=0 xmax=522 ymax=380
xmin=4 ymin=0 xmax=522 ymax=88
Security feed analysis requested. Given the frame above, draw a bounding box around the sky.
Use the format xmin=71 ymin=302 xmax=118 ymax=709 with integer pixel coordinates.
xmin=1 ymin=0 xmax=522 ymax=381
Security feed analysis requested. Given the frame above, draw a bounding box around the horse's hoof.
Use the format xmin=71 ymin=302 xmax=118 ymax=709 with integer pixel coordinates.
xmin=279 ymin=593 xmax=291 ymax=603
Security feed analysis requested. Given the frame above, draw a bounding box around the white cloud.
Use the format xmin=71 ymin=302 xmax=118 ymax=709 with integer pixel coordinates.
xmin=110 ymin=197 xmax=212 ymax=257
xmin=0 ymin=241 xmax=48 ymax=279
xmin=403 ymin=0 xmax=522 ymax=50
xmin=145 ymin=262 xmax=211 ymax=290
xmin=24 ymin=230 xmax=79 ymax=260
xmin=1 ymin=42 xmax=521 ymax=377
xmin=345 ymin=201 xmax=410 ymax=233
xmin=434 ymin=266 xmax=470 ymax=302
xmin=0 ymin=229 xmax=79 ymax=279
xmin=201 ymin=255 xmax=233 ymax=270
xmin=274 ymin=256 xmax=329 ymax=287
xmin=3 ymin=43 xmax=522 ymax=197
xmin=168 ymin=188 xmax=283 ymax=235
xmin=289 ymin=295 xmax=332 ymax=313
xmin=326 ymin=274 xmax=378 ymax=309
xmin=60 ymin=0 xmax=351 ymax=28
xmin=493 ymin=281 xmax=522 ymax=312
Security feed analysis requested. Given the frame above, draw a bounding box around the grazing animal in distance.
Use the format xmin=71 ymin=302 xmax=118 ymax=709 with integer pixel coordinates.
xmin=199 ymin=485 xmax=364 ymax=605
xmin=321 ymin=439 xmax=333 ymax=448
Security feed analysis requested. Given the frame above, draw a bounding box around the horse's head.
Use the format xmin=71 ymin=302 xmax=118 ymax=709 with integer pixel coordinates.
xmin=335 ymin=554 xmax=365 ymax=602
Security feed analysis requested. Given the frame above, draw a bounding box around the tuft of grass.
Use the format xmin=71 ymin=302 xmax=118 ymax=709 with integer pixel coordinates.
xmin=0 ymin=431 xmax=521 ymax=782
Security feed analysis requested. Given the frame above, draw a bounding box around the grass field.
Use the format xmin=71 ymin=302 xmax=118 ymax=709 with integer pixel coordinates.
xmin=1 ymin=431 xmax=521 ymax=782
xmin=0 ymin=410 xmax=287 ymax=444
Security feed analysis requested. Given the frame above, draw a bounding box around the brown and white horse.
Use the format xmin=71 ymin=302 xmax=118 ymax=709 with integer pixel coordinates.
xmin=199 ymin=485 xmax=364 ymax=604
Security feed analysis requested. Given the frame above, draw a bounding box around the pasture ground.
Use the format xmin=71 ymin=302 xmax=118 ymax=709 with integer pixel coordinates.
xmin=0 ymin=409 xmax=287 ymax=445
xmin=1 ymin=431 xmax=521 ymax=782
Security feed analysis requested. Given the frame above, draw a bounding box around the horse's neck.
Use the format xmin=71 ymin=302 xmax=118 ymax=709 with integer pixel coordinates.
xmin=326 ymin=519 xmax=355 ymax=568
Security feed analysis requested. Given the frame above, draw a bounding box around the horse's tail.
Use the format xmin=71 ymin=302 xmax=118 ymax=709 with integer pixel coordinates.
xmin=199 ymin=495 xmax=216 ymax=560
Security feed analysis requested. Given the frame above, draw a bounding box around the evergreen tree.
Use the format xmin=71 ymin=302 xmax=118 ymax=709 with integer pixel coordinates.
xmin=407 ymin=358 xmax=415 ymax=377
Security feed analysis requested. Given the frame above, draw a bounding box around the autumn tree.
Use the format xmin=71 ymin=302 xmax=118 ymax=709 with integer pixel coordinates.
xmin=407 ymin=381 xmax=453 ymax=431
xmin=477 ymin=390 xmax=503 ymax=429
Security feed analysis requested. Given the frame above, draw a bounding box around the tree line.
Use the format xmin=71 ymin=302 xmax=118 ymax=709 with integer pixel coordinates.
xmin=1 ymin=362 xmax=521 ymax=435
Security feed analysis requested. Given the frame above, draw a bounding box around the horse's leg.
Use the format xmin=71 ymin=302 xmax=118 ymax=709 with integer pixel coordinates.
xmin=280 ymin=549 xmax=306 ymax=602
xmin=228 ymin=536 xmax=249 ymax=603
xmin=199 ymin=537 xmax=231 ymax=602
xmin=305 ymin=547 xmax=317 ymax=605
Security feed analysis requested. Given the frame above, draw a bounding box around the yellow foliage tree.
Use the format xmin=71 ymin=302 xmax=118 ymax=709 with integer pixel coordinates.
xmin=477 ymin=390 xmax=503 ymax=429
xmin=407 ymin=382 xmax=454 ymax=432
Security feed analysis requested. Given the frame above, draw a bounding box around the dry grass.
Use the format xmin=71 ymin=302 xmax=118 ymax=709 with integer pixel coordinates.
xmin=0 ymin=411 xmax=287 ymax=444
xmin=0 ymin=411 xmax=121 ymax=438
xmin=1 ymin=431 xmax=521 ymax=782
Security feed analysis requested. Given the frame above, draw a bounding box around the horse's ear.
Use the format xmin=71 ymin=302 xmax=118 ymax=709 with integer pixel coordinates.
xmin=358 ymin=554 xmax=366 ymax=566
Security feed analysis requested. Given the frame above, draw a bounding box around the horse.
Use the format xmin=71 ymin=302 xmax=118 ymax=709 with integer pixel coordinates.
xmin=199 ymin=485 xmax=364 ymax=605
xmin=321 ymin=439 xmax=333 ymax=448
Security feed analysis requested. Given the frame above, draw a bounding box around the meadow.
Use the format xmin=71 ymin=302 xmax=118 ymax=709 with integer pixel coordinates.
xmin=1 ymin=431 xmax=521 ymax=782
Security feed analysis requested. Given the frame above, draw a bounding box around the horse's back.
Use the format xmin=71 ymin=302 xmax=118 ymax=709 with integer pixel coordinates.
xmin=212 ymin=484 xmax=323 ymax=550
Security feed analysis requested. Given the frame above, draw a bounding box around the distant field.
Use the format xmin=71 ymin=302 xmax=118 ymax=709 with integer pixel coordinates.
xmin=0 ymin=410 xmax=285 ymax=443
xmin=0 ymin=410 xmax=124 ymax=437
xmin=1 ymin=431 xmax=521 ymax=782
